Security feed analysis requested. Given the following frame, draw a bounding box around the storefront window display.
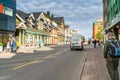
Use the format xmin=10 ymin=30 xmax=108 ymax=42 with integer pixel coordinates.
xmin=0 ymin=33 xmax=10 ymax=51
xmin=25 ymin=34 xmax=29 ymax=47
xmin=34 ymin=35 xmax=37 ymax=46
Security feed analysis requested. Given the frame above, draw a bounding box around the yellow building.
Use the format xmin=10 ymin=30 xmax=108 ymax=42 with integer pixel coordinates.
xmin=54 ymin=17 xmax=66 ymax=43
xmin=93 ymin=18 xmax=103 ymax=41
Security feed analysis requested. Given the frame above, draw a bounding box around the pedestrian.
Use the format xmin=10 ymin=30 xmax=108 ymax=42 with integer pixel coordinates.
xmin=10 ymin=40 xmax=13 ymax=52
xmin=6 ymin=41 xmax=10 ymax=52
xmin=97 ymin=40 xmax=101 ymax=46
xmin=104 ymin=30 xmax=119 ymax=80
xmin=16 ymin=40 xmax=19 ymax=50
xmin=10 ymin=40 xmax=17 ymax=53
xmin=12 ymin=40 xmax=17 ymax=53
xmin=38 ymin=40 xmax=42 ymax=48
xmin=93 ymin=39 xmax=97 ymax=48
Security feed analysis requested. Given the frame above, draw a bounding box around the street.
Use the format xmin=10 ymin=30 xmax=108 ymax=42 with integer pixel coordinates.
xmin=0 ymin=45 xmax=88 ymax=80
xmin=0 ymin=0 xmax=120 ymax=80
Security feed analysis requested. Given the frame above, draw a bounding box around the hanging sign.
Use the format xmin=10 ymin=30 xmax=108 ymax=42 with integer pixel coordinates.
xmin=0 ymin=4 xmax=3 ymax=14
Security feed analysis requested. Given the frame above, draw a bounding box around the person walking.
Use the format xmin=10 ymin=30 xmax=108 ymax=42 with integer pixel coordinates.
xmin=12 ymin=40 xmax=17 ymax=53
xmin=38 ymin=40 xmax=42 ymax=48
xmin=104 ymin=30 xmax=119 ymax=80
xmin=93 ymin=39 xmax=97 ymax=48
xmin=6 ymin=41 xmax=10 ymax=52
xmin=10 ymin=40 xmax=17 ymax=53
xmin=97 ymin=40 xmax=101 ymax=46
xmin=16 ymin=40 xmax=19 ymax=50
xmin=10 ymin=40 xmax=13 ymax=52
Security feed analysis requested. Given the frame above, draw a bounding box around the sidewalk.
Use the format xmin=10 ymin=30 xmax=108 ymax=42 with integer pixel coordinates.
xmin=0 ymin=52 xmax=16 ymax=59
xmin=17 ymin=45 xmax=59 ymax=54
xmin=0 ymin=45 xmax=56 ymax=59
xmin=80 ymin=46 xmax=111 ymax=80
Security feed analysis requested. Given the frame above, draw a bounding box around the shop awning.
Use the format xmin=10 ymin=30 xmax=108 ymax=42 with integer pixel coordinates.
xmin=106 ymin=16 xmax=120 ymax=31
xmin=26 ymin=27 xmax=49 ymax=36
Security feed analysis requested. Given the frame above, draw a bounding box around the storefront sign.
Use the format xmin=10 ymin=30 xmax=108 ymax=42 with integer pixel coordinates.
xmin=0 ymin=4 xmax=3 ymax=14
xmin=3 ymin=6 xmax=13 ymax=16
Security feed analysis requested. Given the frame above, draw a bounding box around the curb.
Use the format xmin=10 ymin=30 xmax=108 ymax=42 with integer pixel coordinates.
xmin=0 ymin=52 xmax=16 ymax=59
xmin=79 ymin=52 xmax=88 ymax=80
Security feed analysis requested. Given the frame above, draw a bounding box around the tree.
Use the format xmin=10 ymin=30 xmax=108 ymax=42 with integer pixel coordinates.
xmin=96 ymin=31 xmax=102 ymax=41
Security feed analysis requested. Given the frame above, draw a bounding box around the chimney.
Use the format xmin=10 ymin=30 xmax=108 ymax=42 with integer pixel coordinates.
xmin=47 ymin=11 xmax=50 ymax=16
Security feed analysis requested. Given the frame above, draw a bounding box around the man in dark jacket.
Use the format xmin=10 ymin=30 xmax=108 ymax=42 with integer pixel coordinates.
xmin=93 ymin=39 xmax=97 ymax=48
xmin=104 ymin=31 xmax=119 ymax=80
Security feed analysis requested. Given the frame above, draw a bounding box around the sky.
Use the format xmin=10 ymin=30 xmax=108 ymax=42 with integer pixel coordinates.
xmin=17 ymin=0 xmax=103 ymax=39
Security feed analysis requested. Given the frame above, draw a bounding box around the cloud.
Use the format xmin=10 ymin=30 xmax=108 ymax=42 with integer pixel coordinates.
xmin=17 ymin=0 xmax=103 ymax=38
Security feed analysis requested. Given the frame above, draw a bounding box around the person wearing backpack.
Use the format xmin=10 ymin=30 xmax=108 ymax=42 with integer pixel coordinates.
xmin=104 ymin=30 xmax=120 ymax=80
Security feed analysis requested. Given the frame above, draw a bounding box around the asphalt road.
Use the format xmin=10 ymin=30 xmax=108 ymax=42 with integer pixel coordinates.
xmin=0 ymin=45 xmax=88 ymax=80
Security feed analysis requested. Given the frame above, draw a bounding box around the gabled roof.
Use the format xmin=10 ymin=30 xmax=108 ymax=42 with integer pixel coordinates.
xmin=33 ymin=12 xmax=42 ymax=20
xmin=43 ymin=12 xmax=55 ymax=21
xmin=54 ymin=17 xmax=64 ymax=24
xmin=16 ymin=10 xmax=30 ymax=21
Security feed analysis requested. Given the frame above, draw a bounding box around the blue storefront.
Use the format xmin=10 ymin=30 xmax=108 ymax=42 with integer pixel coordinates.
xmin=0 ymin=0 xmax=16 ymax=51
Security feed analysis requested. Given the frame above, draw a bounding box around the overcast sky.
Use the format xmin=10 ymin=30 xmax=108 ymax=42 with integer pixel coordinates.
xmin=17 ymin=0 xmax=103 ymax=39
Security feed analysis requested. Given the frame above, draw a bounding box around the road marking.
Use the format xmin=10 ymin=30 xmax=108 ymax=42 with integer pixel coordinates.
xmin=12 ymin=60 xmax=39 ymax=71
xmin=12 ymin=49 xmax=68 ymax=71
xmin=42 ymin=49 xmax=68 ymax=59
xmin=43 ymin=55 xmax=56 ymax=59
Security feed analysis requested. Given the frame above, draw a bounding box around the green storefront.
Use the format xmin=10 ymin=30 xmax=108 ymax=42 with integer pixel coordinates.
xmin=25 ymin=27 xmax=50 ymax=47
xmin=16 ymin=27 xmax=50 ymax=47
xmin=109 ymin=0 xmax=120 ymax=40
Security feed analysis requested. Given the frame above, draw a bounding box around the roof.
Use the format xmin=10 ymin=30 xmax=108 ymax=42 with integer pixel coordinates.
xmin=42 ymin=12 xmax=59 ymax=25
xmin=54 ymin=17 xmax=64 ymax=24
xmin=16 ymin=10 xmax=30 ymax=21
xmin=33 ymin=12 xmax=42 ymax=20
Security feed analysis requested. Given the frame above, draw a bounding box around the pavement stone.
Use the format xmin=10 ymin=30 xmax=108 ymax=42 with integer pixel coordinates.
xmin=80 ymin=46 xmax=111 ymax=80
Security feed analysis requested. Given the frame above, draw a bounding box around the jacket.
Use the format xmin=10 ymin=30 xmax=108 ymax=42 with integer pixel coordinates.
xmin=104 ymin=39 xmax=120 ymax=58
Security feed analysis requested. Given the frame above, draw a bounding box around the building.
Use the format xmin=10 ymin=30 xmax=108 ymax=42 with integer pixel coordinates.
xmin=93 ymin=18 xmax=103 ymax=41
xmin=103 ymin=0 xmax=120 ymax=40
xmin=16 ymin=10 xmax=51 ymax=47
xmin=16 ymin=10 xmax=60 ymax=48
xmin=43 ymin=12 xmax=58 ymax=45
xmin=54 ymin=17 xmax=66 ymax=43
xmin=65 ymin=25 xmax=72 ymax=43
xmin=71 ymin=29 xmax=79 ymax=34
xmin=0 ymin=0 xmax=16 ymax=51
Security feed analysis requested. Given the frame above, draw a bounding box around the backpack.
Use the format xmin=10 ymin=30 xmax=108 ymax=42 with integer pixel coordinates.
xmin=108 ymin=40 xmax=120 ymax=57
